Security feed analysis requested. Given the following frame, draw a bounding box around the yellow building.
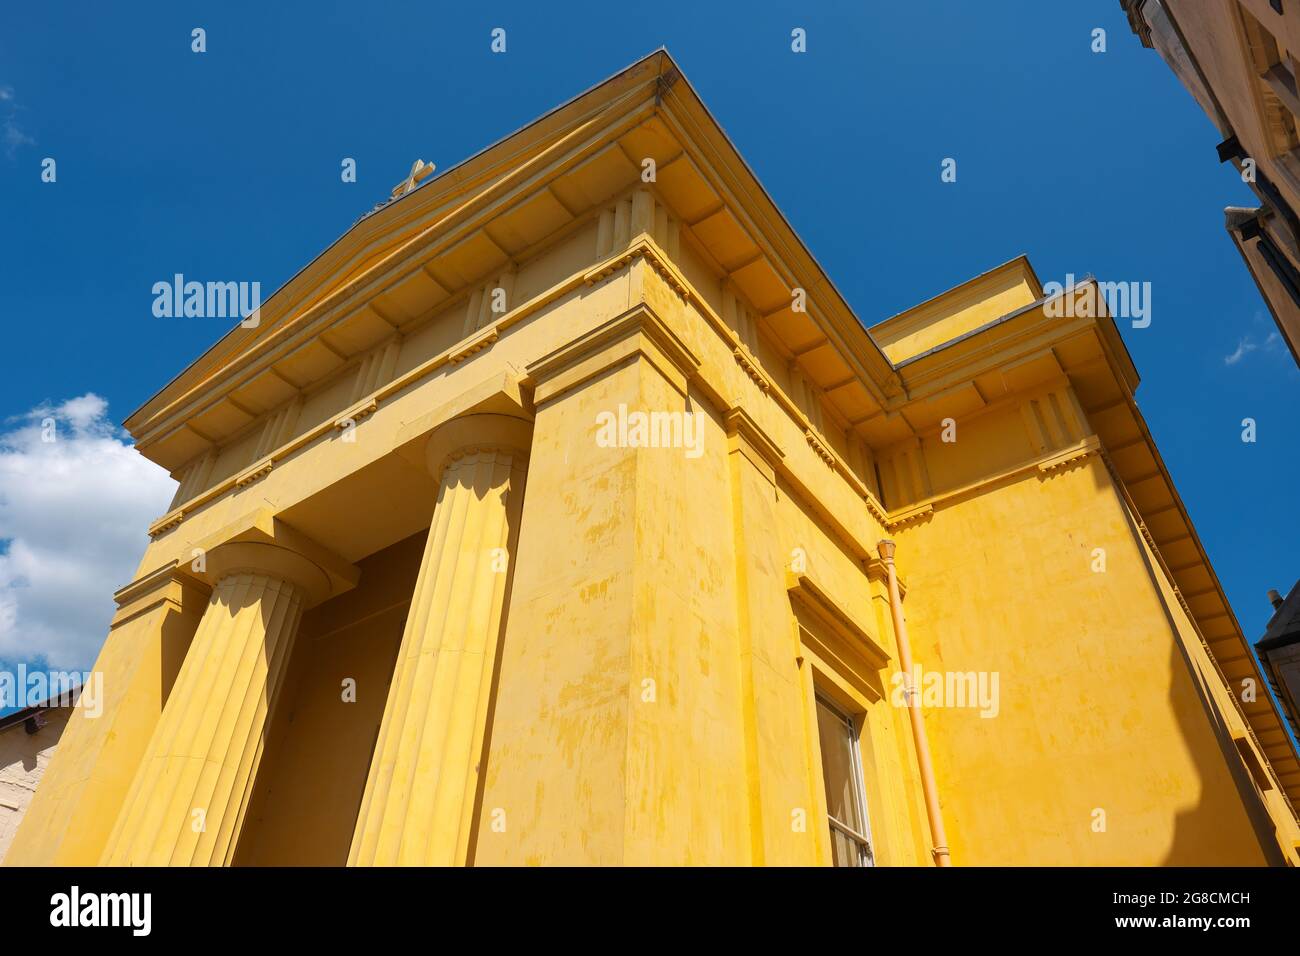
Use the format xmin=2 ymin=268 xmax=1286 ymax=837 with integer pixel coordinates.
xmin=8 ymin=50 xmax=1299 ymax=867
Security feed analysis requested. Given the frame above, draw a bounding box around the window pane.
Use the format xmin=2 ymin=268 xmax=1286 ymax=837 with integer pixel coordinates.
xmin=815 ymin=697 xmax=863 ymax=834
xmin=829 ymin=825 xmax=863 ymax=867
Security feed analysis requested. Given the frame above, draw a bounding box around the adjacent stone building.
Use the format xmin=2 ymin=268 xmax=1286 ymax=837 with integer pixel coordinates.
xmin=0 ymin=698 xmax=74 ymax=863
xmin=1123 ymin=0 xmax=1300 ymax=364
xmin=1258 ymin=583 xmax=1300 ymax=742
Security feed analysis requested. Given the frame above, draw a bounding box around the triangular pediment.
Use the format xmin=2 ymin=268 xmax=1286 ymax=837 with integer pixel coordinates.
xmin=124 ymin=49 xmax=907 ymax=472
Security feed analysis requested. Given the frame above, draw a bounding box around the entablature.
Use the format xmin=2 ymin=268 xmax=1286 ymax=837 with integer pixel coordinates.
xmin=125 ymin=50 xmax=905 ymax=501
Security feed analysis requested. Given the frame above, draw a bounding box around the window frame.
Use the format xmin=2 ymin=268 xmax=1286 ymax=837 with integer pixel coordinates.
xmin=788 ymin=576 xmax=898 ymax=866
xmin=814 ymin=690 xmax=875 ymax=868
xmin=1236 ymin=0 xmax=1300 ymax=166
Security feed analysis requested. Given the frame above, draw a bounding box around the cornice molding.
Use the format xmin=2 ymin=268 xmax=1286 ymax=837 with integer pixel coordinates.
xmin=733 ymin=344 xmax=771 ymax=392
xmin=724 ymin=405 xmax=784 ymax=485
xmin=804 ymin=429 xmax=836 ymax=467
xmin=1036 ymin=438 xmax=1101 ymax=476
xmin=147 ymin=509 xmax=186 ymax=540
xmin=125 ymin=59 xmax=668 ymax=441
xmin=582 ymin=235 xmax=688 ymax=301
xmin=112 ymin=560 xmax=204 ymax=612
xmin=234 ymin=457 xmax=274 ymax=489
xmin=786 ymin=570 xmax=890 ymax=669
xmin=882 ymin=436 xmax=1103 ymax=530
xmin=449 ymin=326 xmax=500 ymax=364
xmin=885 ymin=503 xmax=935 ymax=532
xmin=611 ymin=237 xmax=892 ymax=525
xmin=335 ymin=397 xmax=379 ymax=429
xmin=652 ymin=85 xmax=903 ymax=405
xmin=524 ymin=299 xmax=701 ymax=406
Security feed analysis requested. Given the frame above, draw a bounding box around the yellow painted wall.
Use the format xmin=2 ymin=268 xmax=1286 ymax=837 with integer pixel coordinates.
xmin=895 ymin=456 xmax=1282 ymax=865
xmin=4 ymin=577 xmax=204 ymax=865
xmin=473 ymin=348 xmax=753 ymax=865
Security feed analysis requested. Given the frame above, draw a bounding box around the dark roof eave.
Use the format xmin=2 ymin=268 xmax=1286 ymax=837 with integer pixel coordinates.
xmin=1257 ymin=580 xmax=1300 ymax=651
xmin=0 ymin=688 xmax=80 ymax=734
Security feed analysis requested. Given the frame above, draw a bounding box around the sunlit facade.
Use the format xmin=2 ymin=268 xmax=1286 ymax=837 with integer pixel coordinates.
xmin=8 ymin=51 xmax=1298 ymax=866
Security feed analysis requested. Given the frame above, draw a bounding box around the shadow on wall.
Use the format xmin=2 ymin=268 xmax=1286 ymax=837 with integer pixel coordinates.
xmin=1155 ymin=601 xmax=1283 ymax=866
xmin=1114 ymin=484 xmax=1283 ymax=866
xmin=0 ymin=709 xmax=72 ymax=863
xmin=906 ymin=458 xmax=1282 ymax=866
xmin=231 ymin=532 xmax=423 ymax=866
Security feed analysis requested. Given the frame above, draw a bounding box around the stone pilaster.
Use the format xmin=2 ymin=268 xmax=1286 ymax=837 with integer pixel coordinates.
xmin=349 ymin=413 xmax=530 ymax=866
xmin=4 ymin=563 xmax=210 ymax=865
xmin=101 ymin=525 xmax=351 ymax=867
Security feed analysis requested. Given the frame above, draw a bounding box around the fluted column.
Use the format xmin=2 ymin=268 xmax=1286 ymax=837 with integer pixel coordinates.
xmin=102 ymin=538 xmax=333 ymax=866
xmin=350 ymin=413 xmax=530 ymax=866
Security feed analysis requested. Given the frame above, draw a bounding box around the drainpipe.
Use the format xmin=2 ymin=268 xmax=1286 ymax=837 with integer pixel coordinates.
xmin=877 ymin=539 xmax=952 ymax=867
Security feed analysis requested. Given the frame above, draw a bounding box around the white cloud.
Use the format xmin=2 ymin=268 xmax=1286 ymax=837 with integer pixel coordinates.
xmin=1224 ymin=337 xmax=1257 ymax=366
xmin=0 ymin=83 xmax=33 ymax=158
xmin=0 ymin=395 xmax=175 ymax=671
xmin=3 ymin=120 xmax=34 ymax=155
xmin=1224 ymin=330 xmax=1283 ymax=366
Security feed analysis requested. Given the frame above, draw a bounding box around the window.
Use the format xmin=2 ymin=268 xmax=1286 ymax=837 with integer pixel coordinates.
xmin=1239 ymin=2 xmax=1300 ymax=155
xmin=814 ymin=693 xmax=874 ymax=867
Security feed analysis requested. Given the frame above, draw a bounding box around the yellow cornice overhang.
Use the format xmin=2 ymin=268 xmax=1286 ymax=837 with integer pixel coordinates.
xmin=124 ymin=48 xmax=904 ymax=455
xmin=650 ymin=62 xmax=903 ymax=407
xmin=891 ymin=278 xmax=1300 ymax=808
xmin=871 ymin=254 xmax=1044 ymax=343
xmin=889 ymin=276 xmax=1139 ymax=400
xmin=124 ymin=50 xmax=672 ymax=439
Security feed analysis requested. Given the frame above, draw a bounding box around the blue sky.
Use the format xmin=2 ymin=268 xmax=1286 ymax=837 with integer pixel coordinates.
xmin=0 ymin=0 xmax=1295 ymax=685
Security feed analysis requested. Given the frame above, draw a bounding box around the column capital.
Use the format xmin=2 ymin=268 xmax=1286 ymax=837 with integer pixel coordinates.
xmin=424 ymin=412 xmax=533 ymax=482
xmin=187 ymin=508 xmax=359 ymax=607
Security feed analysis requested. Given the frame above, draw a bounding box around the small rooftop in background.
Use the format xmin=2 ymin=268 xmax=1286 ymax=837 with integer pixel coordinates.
xmin=0 ymin=688 xmax=80 ymax=736
xmin=1259 ymin=581 xmax=1300 ymax=652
